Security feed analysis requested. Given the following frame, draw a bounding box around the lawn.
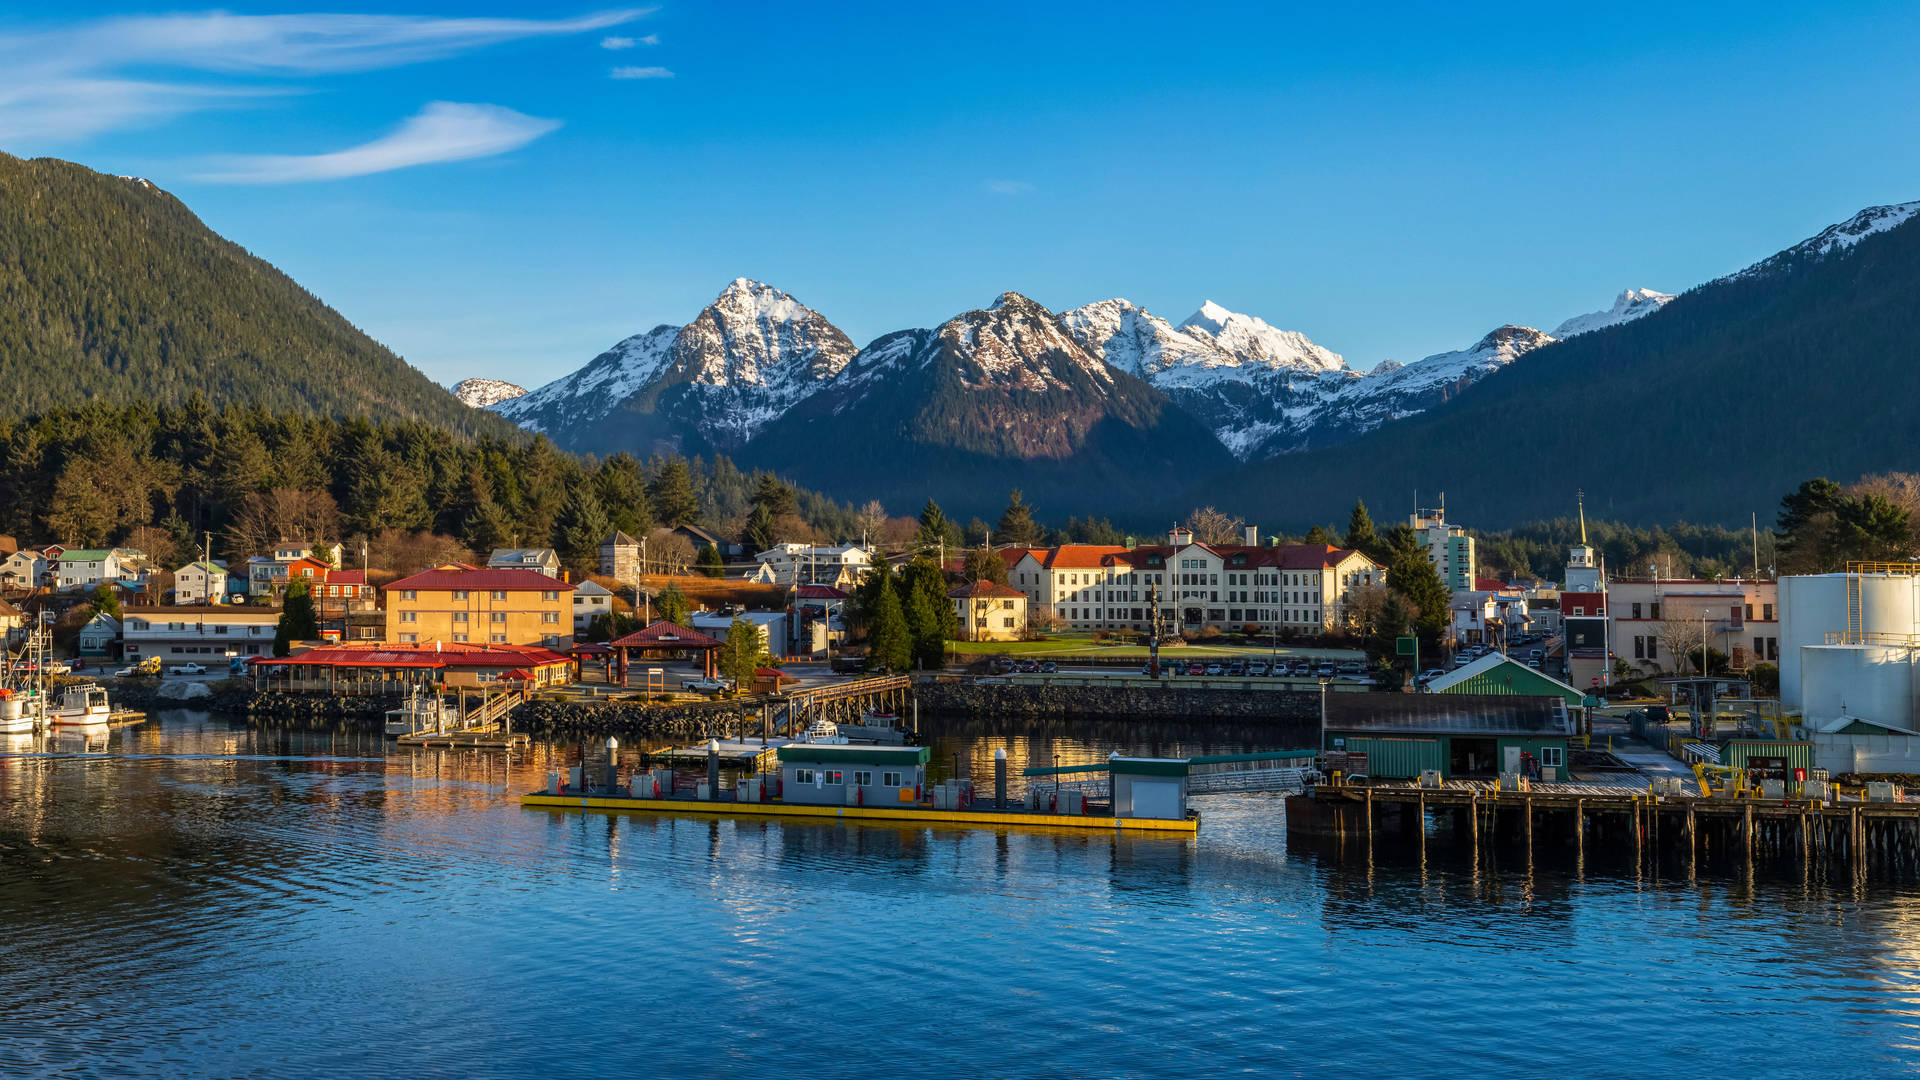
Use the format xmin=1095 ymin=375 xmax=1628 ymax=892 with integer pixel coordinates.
xmin=946 ymin=634 xmax=1365 ymax=660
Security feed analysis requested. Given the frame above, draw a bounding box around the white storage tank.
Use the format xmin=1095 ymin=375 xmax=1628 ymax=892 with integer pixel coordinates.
xmin=1799 ymin=644 xmax=1920 ymax=730
xmin=1779 ymin=574 xmax=1920 ymax=708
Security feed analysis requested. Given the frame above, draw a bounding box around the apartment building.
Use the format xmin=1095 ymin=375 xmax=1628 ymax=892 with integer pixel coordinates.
xmin=1607 ymin=577 xmax=1779 ymax=677
xmin=382 ymin=564 xmax=575 ymax=649
xmin=1411 ymin=507 xmax=1477 ymax=592
xmin=122 ymin=606 xmax=283 ymax=660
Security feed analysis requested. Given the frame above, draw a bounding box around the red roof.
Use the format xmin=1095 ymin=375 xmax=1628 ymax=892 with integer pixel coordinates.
xmin=609 ymin=620 xmax=722 ymax=649
xmin=754 ymin=666 xmax=798 ymax=683
xmin=794 ymin=584 xmax=848 ymax=600
xmin=329 ymin=570 xmax=367 ymax=586
xmin=253 ymin=641 xmax=572 ymax=669
xmin=998 ymin=547 xmax=1047 ymax=568
xmin=1044 ymin=545 xmax=1132 ymax=569
xmin=1474 ymin=576 xmax=1518 ymax=593
xmin=948 ymin=580 xmax=1027 ymax=599
xmin=384 ymin=565 xmax=575 ymax=593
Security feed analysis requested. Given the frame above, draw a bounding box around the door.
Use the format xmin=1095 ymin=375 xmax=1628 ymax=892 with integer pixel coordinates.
xmin=1128 ymin=781 xmax=1182 ymax=820
xmin=1502 ymin=745 xmax=1522 ymax=774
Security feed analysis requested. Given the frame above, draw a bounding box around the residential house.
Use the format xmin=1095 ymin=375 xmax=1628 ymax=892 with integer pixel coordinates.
xmin=311 ymin=570 xmax=376 ymax=622
xmin=1449 ymin=581 xmax=1529 ymax=648
xmin=598 ymin=531 xmax=641 ymax=583
xmin=673 ymin=524 xmax=739 ymax=559
xmin=791 ymin=583 xmax=848 ymax=656
xmin=573 ymin=579 xmax=614 ymax=634
xmin=55 ymin=548 xmax=145 ymax=593
xmin=0 ymin=598 xmax=24 ymax=644
xmin=122 ymin=606 xmax=282 ymax=660
xmin=77 ymin=612 xmax=121 ymax=656
xmin=273 ymin=541 xmax=343 ymax=568
xmin=1607 ymin=577 xmax=1779 ymax=678
xmin=949 ymin=580 xmax=1028 ymax=642
xmin=173 ymin=560 xmax=231 ymax=605
xmin=488 ymin=548 xmax=563 ymax=578
xmin=749 ymin=543 xmax=871 ymax=589
xmin=0 ymin=549 xmax=46 ymax=591
xmin=383 ymin=564 xmax=574 ymax=648
xmin=247 ymin=554 xmax=334 ymax=602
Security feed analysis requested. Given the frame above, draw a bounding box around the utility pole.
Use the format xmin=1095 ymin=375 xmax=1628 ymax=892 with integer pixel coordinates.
xmin=1147 ymin=582 xmax=1161 ymax=679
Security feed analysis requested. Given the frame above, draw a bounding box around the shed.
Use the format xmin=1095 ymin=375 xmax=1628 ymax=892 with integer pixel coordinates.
xmin=751 ymin=666 xmax=798 ymax=695
xmin=776 ymin=744 xmax=929 ymax=806
xmin=1109 ymin=757 xmax=1190 ymax=820
xmin=1425 ymin=652 xmax=1586 ymax=706
xmin=1721 ymin=739 xmax=1813 ymax=777
xmin=1322 ymin=693 xmax=1575 ymax=781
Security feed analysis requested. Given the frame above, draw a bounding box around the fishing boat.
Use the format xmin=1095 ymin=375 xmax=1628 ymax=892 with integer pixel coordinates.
xmin=50 ymin=683 xmax=110 ymax=729
xmin=837 ymin=709 xmax=910 ymax=746
xmin=0 ymin=691 xmax=34 ymax=735
xmin=385 ymin=686 xmax=451 ymax=737
xmin=794 ymin=718 xmax=849 ymax=744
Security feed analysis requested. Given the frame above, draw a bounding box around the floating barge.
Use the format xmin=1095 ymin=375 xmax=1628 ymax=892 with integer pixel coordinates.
xmin=520 ymin=744 xmax=1200 ymax=834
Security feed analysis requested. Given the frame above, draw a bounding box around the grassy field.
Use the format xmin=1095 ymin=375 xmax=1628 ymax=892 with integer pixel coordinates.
xmin=946 ymin=634 xmax=1365 ymax=660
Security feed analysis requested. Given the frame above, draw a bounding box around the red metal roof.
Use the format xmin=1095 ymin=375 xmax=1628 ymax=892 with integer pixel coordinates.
xmin=329 ymin=570 xmax=367 ymax=585
xmin=794 ymin=584 xmax=848 ymax=600
xmin=383 ymin=565 xmax=575 ymax=592
xmin=1043 ymin=545 xmax=1132 ymax=569
xmin=948 ymin=580 xmax=1027 ymax=599
xmin=608 ymin=620 xmax=722 ymax=648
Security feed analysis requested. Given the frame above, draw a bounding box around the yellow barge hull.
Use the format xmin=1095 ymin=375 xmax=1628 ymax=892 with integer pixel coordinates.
xmin=519 ymin=792 xmax=1200 ymax=834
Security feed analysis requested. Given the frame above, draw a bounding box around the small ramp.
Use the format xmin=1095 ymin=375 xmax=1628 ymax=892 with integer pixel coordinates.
xmin=1022 ymin=750 xmax=1321 ymax=800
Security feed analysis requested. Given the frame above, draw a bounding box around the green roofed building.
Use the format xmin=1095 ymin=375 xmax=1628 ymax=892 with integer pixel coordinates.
xmin=1425 ymin=651 xmax=1586 ymax=706
xmin=1323 ymin=693 xmax=1575 ymax=781
xmin=776 ymin=744 xmax=930 ymax=806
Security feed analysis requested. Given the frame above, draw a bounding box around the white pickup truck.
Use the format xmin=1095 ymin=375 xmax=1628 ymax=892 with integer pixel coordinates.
xmin=680 ymin=676 xmax=734 ymax=694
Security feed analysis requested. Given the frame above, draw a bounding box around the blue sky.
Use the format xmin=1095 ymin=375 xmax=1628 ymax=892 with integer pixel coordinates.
xmin=5 ymin=2 xmax=1920 ymax=389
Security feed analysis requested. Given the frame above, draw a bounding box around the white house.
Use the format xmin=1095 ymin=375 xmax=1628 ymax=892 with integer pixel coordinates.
xmin=77 ymin=612 xmax=120 ymax=656
xmin=488 ymin=548 xmax=563 ymax=578
xmin=121 ymin=606 xmax=282 ymax=661
xmin=573 ymin=579 xmax=614 ymax=634
xmin=55 ymin=548 xmax=144 ymax=593
xmin=749 ymin=544 xmax=870 ymax=589
xmin=173 ymin=560 xmax=231 ymax=605
xmin=0 ymin=549 xmax=46 ymax=591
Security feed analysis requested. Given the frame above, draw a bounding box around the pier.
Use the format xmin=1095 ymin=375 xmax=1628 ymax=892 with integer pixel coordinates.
xmin=1288 ymin=780 xmax=1920 ymax=877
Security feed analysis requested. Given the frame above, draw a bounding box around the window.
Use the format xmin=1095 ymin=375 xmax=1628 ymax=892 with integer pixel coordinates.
xmin=453 ymin=634 xmax=468 ymax=643
xmin=795 ymin=769 xmax=816 ymax=784
xmin=491 ymin=612 xmax=507 ymax=623
xmin=852 ymin=771 xmax=872 ymax=786
xmin=1633 ymin=635 xmax=1645 ymax=659
xmin=1539 ymin=746 xmax=1564 ymax=768
xmin=1763 ymin=603 xmax=1773 ymax=620
xmin=883 ymin=771 xmax=902 ymax=787
xmin=491 ymin=633 xmax=507 ymax=644
xmin=400 ymin=611 xmax=417 ymax=623
xmin=453 ymin=612 xmax=468 ymax=624
xmin=399 ymin=633 xmax=418 ymax=643
xmin=542 ymin=590 xmax=559 ymax=602
xmin=542 ymin=612 xmax=558 ymax=623
xmin=1649 ymin=602 xmax=1660 ymax=620
xmin=401 ymin=590 xmax=417 ymax=601
xmin=1647 ymin=639 xmax=1658 ymax=660
xmin=1631 ymin=603 xmax=1641 ymax=619
xmin=452 ymin=590 xmax=468 ymax=600
xmin=1745 ymin=603 xmax=1754 ymax=621
xmin=825 ymin=770 xmax=843 ymax=785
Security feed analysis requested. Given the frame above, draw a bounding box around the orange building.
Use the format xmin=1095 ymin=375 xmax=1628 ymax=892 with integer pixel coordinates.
xmin=382 ymin=563 xmax=574 ymax=649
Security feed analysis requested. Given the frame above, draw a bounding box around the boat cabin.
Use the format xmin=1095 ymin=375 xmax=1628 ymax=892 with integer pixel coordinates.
xmin=776 ymin=744 xmax=929 ymax=806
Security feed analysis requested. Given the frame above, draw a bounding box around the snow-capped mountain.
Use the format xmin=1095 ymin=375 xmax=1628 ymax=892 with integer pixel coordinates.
xmin=1177 ymin=301 xmax=1347 ymax=374
xmin=493 ymin=278 xmax=856 ymax=456
xmin=1307 ymin=324 xmax=1557 ymax=445
xmin=451 ymin=377 xmax=527 ymax=409
xmin=1730 ymin=200 xmax=1920 ymax=280
xmin=1551 ymin=288 xmax=1674 ymax=337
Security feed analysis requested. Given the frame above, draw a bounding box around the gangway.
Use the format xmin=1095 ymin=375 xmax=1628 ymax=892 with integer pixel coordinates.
xmin=1022 ymin=750 xmax=1323 ymax=800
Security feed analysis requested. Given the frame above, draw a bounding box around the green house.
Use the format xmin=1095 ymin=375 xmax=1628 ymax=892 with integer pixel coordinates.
xmin=1425 ymin=652 xmax=1586 ymax=706
xmin=1323 ymin=693 xmax=1576 ymax=781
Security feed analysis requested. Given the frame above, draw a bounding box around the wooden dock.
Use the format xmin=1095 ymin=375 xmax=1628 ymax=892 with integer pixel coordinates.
xmin=520 ymin=789 xmax=1199 ymax=834
xmin=1290 ymin=781 xmax=1920 ymax=878
xmin=648 ymin=738 xmax=789 ymax=769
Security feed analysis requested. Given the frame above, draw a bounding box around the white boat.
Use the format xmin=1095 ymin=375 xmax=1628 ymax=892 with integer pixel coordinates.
xmin=50 ymin=683 xmax=110 ymax=728
xmin=795 ymin=718 xmax=849 ymax=744
xmin=0 ymin=694 xmax=35 ymax=735
xmin=385 ymin=687 xmax=451 ymax=737
xmin=838 ymin=709 xmax=909 ymax=746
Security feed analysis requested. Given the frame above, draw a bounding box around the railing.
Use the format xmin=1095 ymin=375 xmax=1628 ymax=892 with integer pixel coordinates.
xmin=1846 ymin=562 xmax=1920 ymax=575
xmin=1823 ymin=630 xmax=1920 ymax=647
xmin=1187 ymin=766 xmax=1320 ymax=796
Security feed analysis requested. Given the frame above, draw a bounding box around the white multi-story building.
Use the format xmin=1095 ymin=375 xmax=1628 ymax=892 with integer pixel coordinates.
xmin=121 ymin=606 xmax=282 ymax=661
xmin=0 ymin=549 xmax=46 ymax=591
xmin=573 ymin=579 xmax=614 ymax=634
xmin=173 ymin=560 xmax=231 ymax=605
xmin=749 ymin=543 xmax=871 ymax=589
xmin=1411 ymin=507 xmax=1477 ymax=592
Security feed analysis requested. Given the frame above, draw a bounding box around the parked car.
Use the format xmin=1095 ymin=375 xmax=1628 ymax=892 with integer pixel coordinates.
xmin=1186 ymin=661 xmax=1206 ymax=676
xmin=679 ymin=676 xmax=733 ymax=693
xmin=1418 ymin=668 xmax=1444 ymax=683
xmin=168 ymin=663 xmax=206 ymax=675
xmin=1038 ymin=661 xmax=1058 ymax=674
xmin=1017 ymin=659 xmax=1040 ymax=674
xmin=1247 ymin=661 xmax=1268 ymax=677
xmin=1226 ymin=661 xmax=1246 ymax=677
xmin=1139 ymin=662 xmax=1155 ymax=676
xmin=1204 ymin=663 xmax=1224 ymax=676
xmin=1316 ymin=663 xmax=1336 ymax=677
xmin=1528 ymin=648 xmax=1543 ymax=660
xmin=1337 ymin=660 xmax=1364 ymax=675
xmin=1526 ymin=658 xmax=1542 ymax=668
xmin=44 ymin=660 xmax=72 ymax=676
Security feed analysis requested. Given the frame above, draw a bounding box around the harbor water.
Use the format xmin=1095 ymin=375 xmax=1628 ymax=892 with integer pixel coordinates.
xmin=3 ymin=711 xmax=1920 ymax=1078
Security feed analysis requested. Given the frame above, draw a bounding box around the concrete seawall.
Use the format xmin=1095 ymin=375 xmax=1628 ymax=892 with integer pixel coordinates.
xmin=917 ymin=680 xmax=1325 ymax=726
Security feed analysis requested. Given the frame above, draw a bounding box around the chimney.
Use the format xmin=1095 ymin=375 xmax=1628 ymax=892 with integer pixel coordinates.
xmin=1244 ymin=525 xmax=1258 ymax=547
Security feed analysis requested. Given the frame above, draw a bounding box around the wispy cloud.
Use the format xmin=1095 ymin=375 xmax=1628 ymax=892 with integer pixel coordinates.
xmin=611 ymin=65 xmax=673 ymax=79
xmin=196 ymin=102 xmax=561 ymax=184
xmin=986 ymin=179 xmax=1035 ymax=196
xmin=639 ymin=33 xmax=660 ymax=45
xmin=0 ymin=9 xmax=652 ymax=142
xmin=601 ymin=36 xmax=635 ymax=49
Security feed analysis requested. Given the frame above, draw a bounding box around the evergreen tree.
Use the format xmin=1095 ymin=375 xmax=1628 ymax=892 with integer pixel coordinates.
xmin=91 ymin=583 xmax=121 ymax=620
xmin=718 ymin=616 xmax=768 ymax=688
xmin=865 ymin=575 xmax=912 ymax=673
xmin=1344 ymin=499 xmax=1381 ymax=558
xmin=1303 ymin=524 xmax=1333 ymax=546
xmin=901 ymin=555 xmax=957 ymax=648
xmin=1386 ymin=544 xmax=1449 ymax=647
xmin=556 ymin=483 xmax=612 ymax=573
xmin=914 ymin=498 xmax=960 ymax=554
xmin=905 ymin=584 xmax=943 ymax=670
xmin=656 ymin=581 xmax=691 ymax=626
xmin=696 ymin=542 xmax=725 ymax=579
xmin=648 ymin=459 xmax=700 ymax=526
xmin=997 ymin=489 xmax=1039 ymax=545
xmin=743 ymin=502 xmax=777 ymax=556
xmin=594 ymin=453 xmax=655 ymax=538
xmin=274 ymin=578 xmax=320 ymax=656
xmin=750 ymin=473 xmax=798 ymax=518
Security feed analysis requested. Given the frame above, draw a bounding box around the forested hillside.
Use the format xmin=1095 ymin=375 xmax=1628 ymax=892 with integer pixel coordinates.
xmin=0 ymin=155 xmax=515 ymax=436
xmin=1213 ymin=206 xmax=1920 ymax=529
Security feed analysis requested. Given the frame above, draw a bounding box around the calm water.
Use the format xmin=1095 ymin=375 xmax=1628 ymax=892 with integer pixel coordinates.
xmin=3 ymin=713 xmax=1920 ymax=1078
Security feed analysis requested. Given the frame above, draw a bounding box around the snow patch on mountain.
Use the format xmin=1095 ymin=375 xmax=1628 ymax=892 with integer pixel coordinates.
xmin=1731 ymin=200 xmax=1920 ymax=280
xmin=1552 ymin=288 xmax=1674 ymax=337
xmin=452 ymin=377 xmax=527 ymax=409
xmin=1177 ymin=300 xmax=1347 ymax=374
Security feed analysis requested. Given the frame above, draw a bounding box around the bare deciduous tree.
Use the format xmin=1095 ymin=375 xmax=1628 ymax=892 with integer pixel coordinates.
xmin=225 ymin=488 xmax=341 ymax=561
xmin=854 ymin=500 xmax=888 ymax=546
xmin=644 ymin=529 xmax=697 ymax=575
xmin=1185 ymin=506 xmax=1244 ymax=546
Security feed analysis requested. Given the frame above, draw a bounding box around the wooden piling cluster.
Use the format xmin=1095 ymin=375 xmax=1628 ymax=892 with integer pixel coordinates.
xmin=1287 ymin=786 xmax=1920 ymax=878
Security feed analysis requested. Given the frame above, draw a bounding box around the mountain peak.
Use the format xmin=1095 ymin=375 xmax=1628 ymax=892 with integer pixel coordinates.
xmin=452 ymin=377 xmax=527 ymax=409
xmin=1552 ymin=288 xmax=1673 ymax=338
xmin=1175 ymin=301 xmax=1347 ymax=375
